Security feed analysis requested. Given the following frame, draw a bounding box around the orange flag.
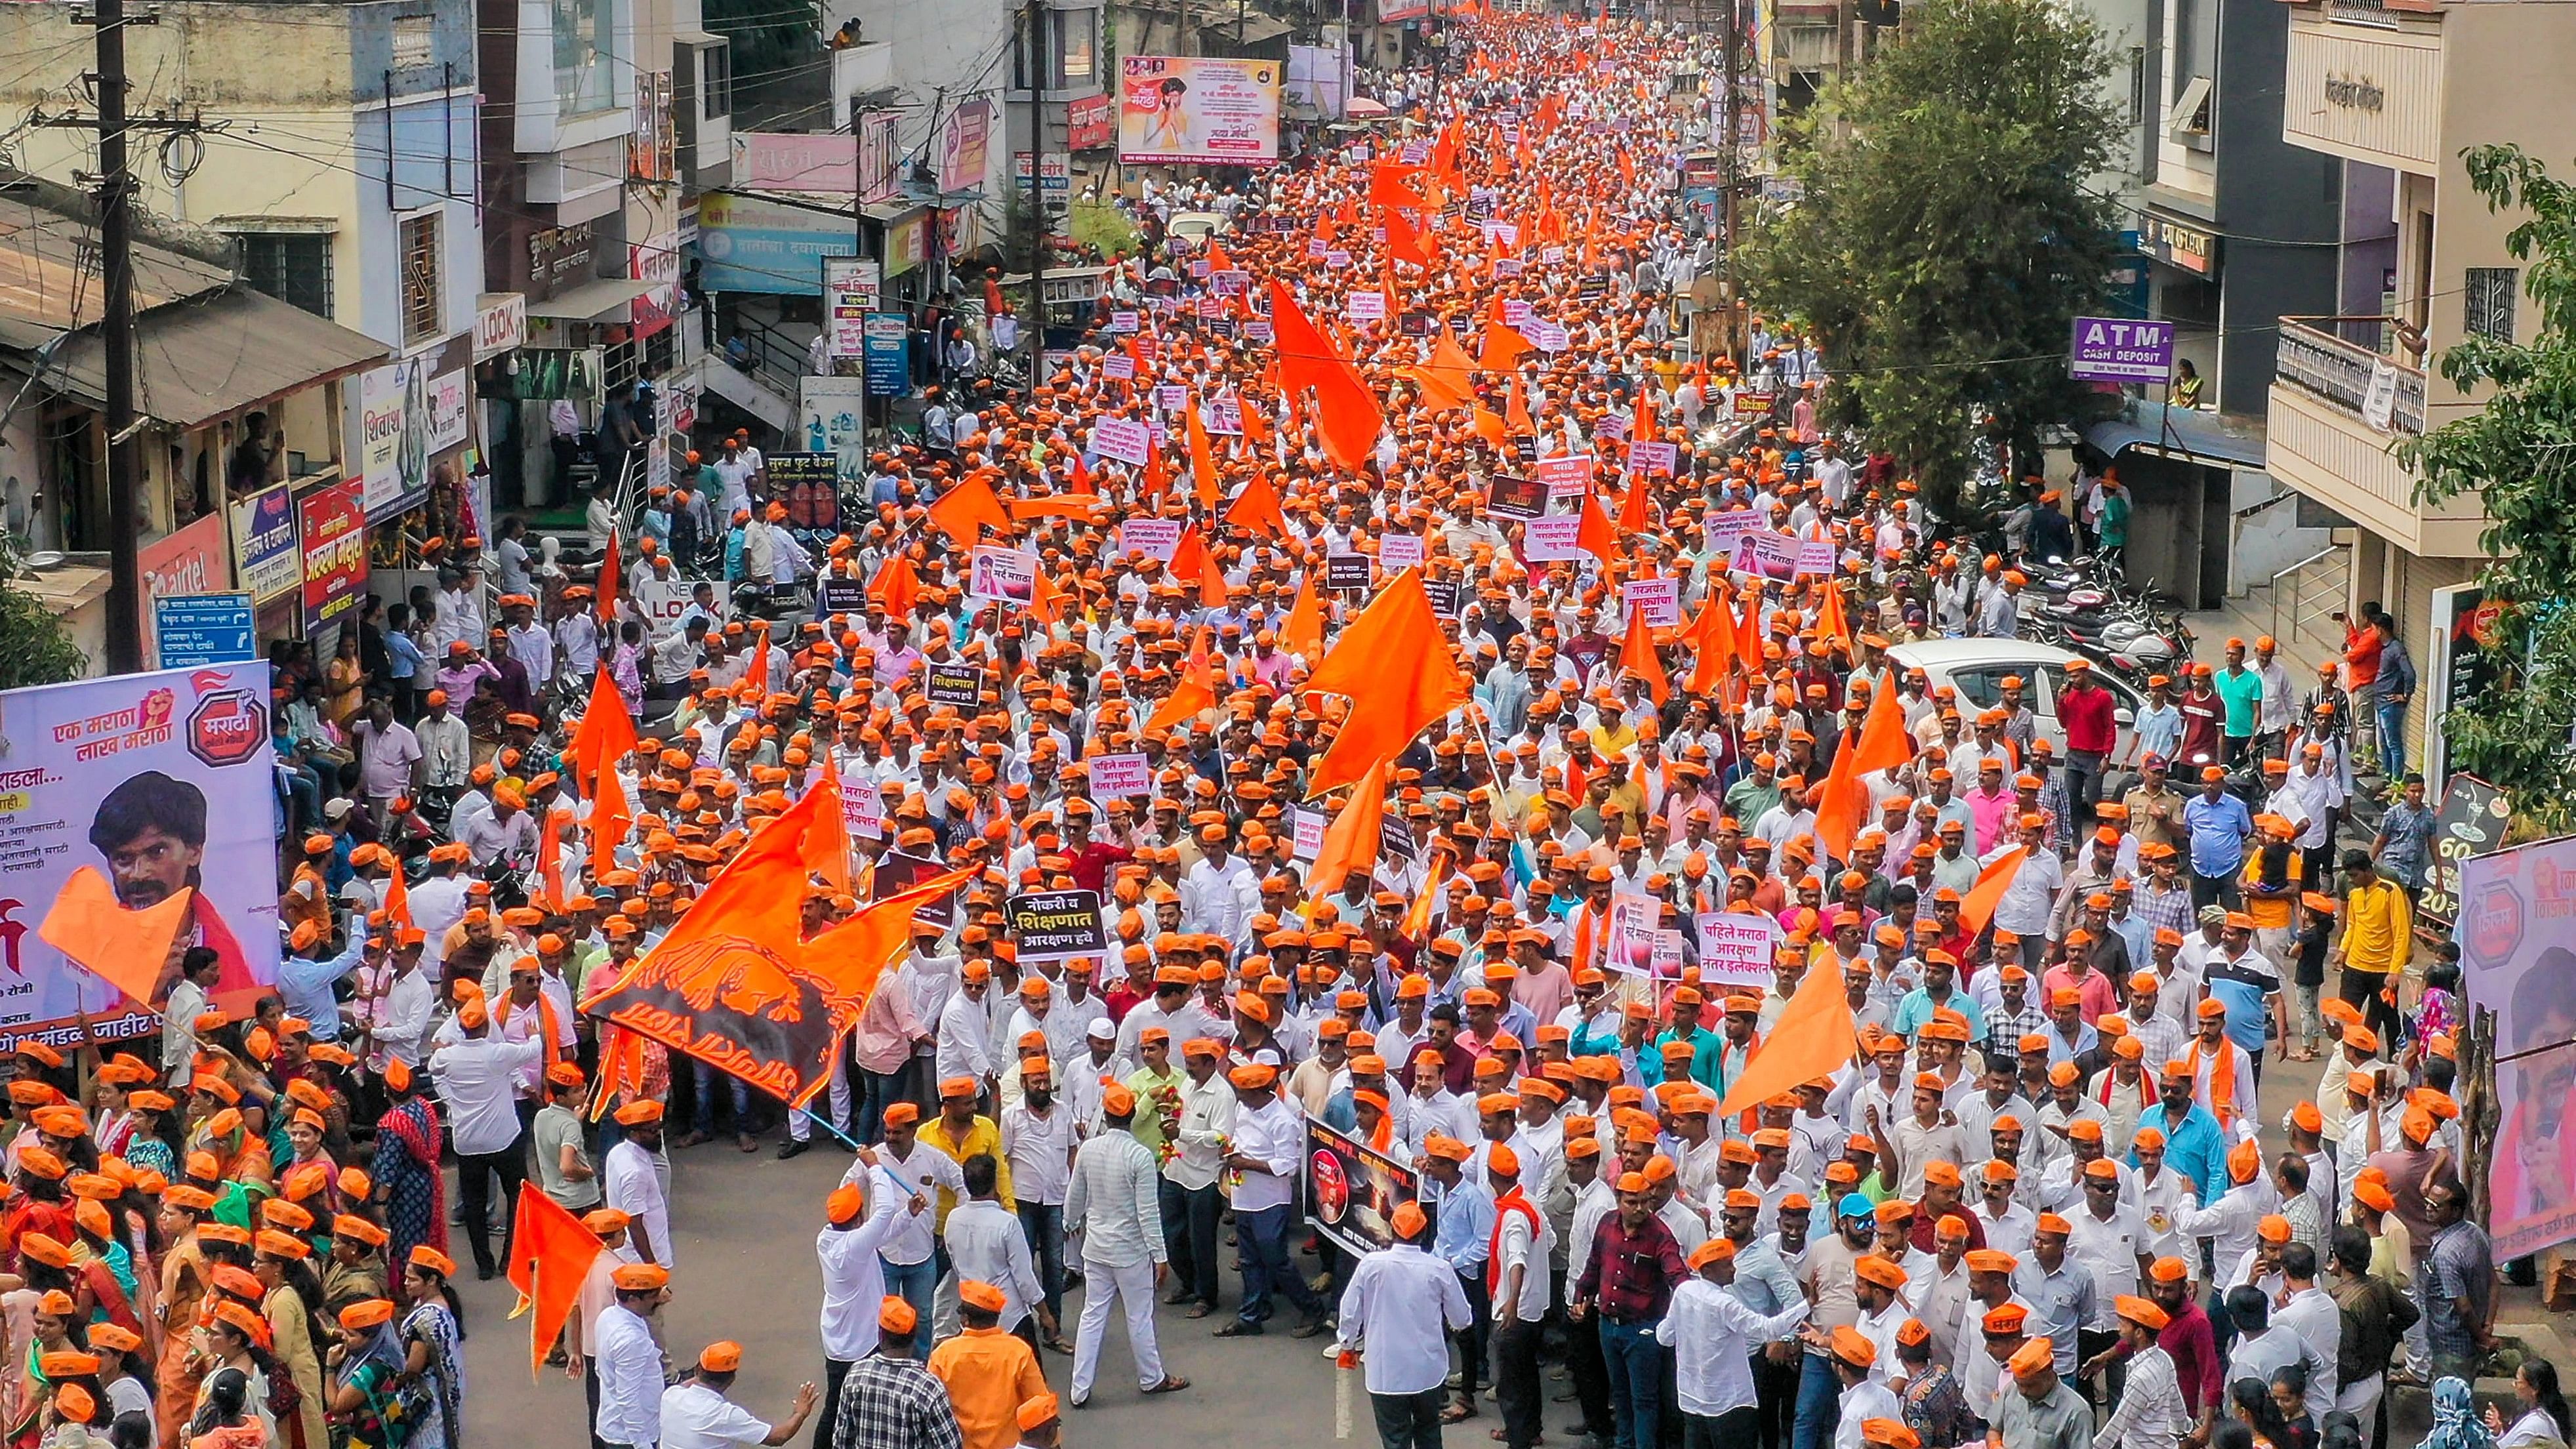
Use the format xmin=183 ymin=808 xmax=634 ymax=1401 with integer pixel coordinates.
xmin=1146 ymin=628 xmax=1219 ymax=734
xmin=1402 ymin=849 xmax=1450 ymax=942
xmin=1239 ymin=396 xmax=1272 ymax=447
xmin=1169 ymin=526 xmax=1226 ymax=608
xmin=382 ymin=854 xmax=414 ymax=933
xmin=1224 ymin=473 xmax=1288 ymax=539
xmin=927 ymin=474 xmax=1011 ymax=547
xmin=595 ymin=530 xmax=619 ymax=627
xmin=1576 ymin=491 xmax=1616 ymax=562
xmin=1504 ymin=373 xmax=1534 ymax=436
xmin=37 ymin=868 xmax=192 ymax=1012
xmin=1368 ymin=162 xmax=1431 ymax=211
xmin=1480 ymin=318 xmax=1533 ymax=371
xmin=588 ymin=754 xmax=632 ymax=874
xmin=1281 ymin=570 xmax=1326 ymax=659
xmin=506 ymin=1185 xmax=604 ymax=1378
xmin=1027 ymin=567 xmax=1070 ymax=625
xmin=1303 ymin=569 xmax=1472 ymax=796
xmin=1142 ymin=432 xmax=1170 ymax=499
xmin=1736 ymin=587 xmax=1767 ymax=671
xmin=802 ymin=864 xmax=981 ymax=1010
xmin=1187 ymin=404 xmax=1221 ymax=510
xmin=1716 ymin=947 xmax=1858 ymax=1118
xmin=533 ymin=808 xmax=564 ymax=912
xmin=871 ymin=551 xmax=920 ymax=618
xmin=1618 ymin=478 xmax=1653 ymax=535
xmin=1307 ymin=762 xmax=1388 ymax=897
xmin=1685 ymin=587 xmax=1735 ymax=695
xmin=1472 ymin=405 xmax=1509 ymax=452
xmin=1618 ymin=604 xmax=1669 ymax=705
xmin=1267 ymin=281 xmax=1384 ymax=473
xmin=565 ymin=661 xmax=640 ymax=797
xmin=802 ymin=759 xmax=853 ymax=895
xmin=1813 ymin=683 xmax=1914 ymax=864
xmin=1959 ymin=847 xmax=2028 ymax=937
xmin=1412 ymin=331 xmax=1482 ymax=413
xmin=1383 ymin=205 xmax=1433 ymax=268
xmin=1006 ymin=494 xmax=1105 ymax=522
xmin=1814 ymin=579 xmax=1854 ymax=657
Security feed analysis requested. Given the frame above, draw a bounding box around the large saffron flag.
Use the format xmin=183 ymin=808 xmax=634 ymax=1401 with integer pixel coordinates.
xmin=1716 ymin=949 xmax=1858 ymax=1118
xmin=1303 ymin=569 xmax=1471 ymax=796
xmin=1960 ymin=846 xmax=2028 ymax=937
xmin=927 ymin=474 xmax=1012 ymax=547
xmin=1145 ymin=628 xmax=1219 ymax=735
xmin=803 ymin=865 xmax=981 ymax=1011
xmin=1618 ymin=605 xmax=1669 ymax=706
xmin=37 ymin=868 xmax=193 ymax=1013
xmin=1812 ymin=683 xmax=1913 ymax=864
xmin=1267 ymin=281 xmax=1384 ymax=473
xmin=1308 ymin=762 xmax=1388 ymax=897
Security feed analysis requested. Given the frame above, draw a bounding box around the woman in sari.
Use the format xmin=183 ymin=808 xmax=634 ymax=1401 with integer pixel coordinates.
xmin=250 ymin=1233 xmax=327 ymax=1449
xmin=77 ymin=1324 xmax=152 ymax=1440
xmin=395 ymin=1252 xmax=460 ymax=1449
xmin=152 ymin=1187 xmax=216 ymax=1449
xmin=28 ymin=1354 xmax=102 ymax=1449
xmin=117 ymin=1093 xmax=179 ymax=1185
xmin=14 ymin=1238 xmax=137 ymax=1343
xmin=322 ymin=1299 xmax=410 ymax=1449
xmin=84 ymin=1058 xmax=157 ymax=1165
xmin=186 ymin=1303 xmax=279 ymax=1446
xmin=367 ymin=1068 xmax=444 ymax=1271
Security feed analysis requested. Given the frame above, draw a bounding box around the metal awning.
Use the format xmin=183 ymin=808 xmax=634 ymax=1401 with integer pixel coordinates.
xmin=526 ymin=277 xmax=661 ymax=322
xmin=2081 ymin=399 xmax=2267 ymax=470
xmin=49 ymin=287 xmax=388 ymax=428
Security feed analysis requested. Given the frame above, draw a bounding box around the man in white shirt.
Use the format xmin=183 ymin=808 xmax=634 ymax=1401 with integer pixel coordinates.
xmin=1065 ymin=1083 xmax=1185 ymax=1406
xmin=946 ymin=1151 xmax=1054 ymax=1349
xmin=428 ymin=998 xmax=547 ymax=1279
xmin=856 ymin=1102 xmax=966 ymax=1358
xmin=2091 ymin=1293 xmax=2189 ymax=1449
xmin=1180 ymin=828 xmax=1258 ymax=939
xmin=1219 ymin=1063 xmax=1327 ymax=1337
xmin=657 ymin=1339 xmax=815 ymax=1449
xmin=1658 ymin=1238 xmax=1814 ymax=1442
xmin=1001 ymin=1059 xmax=1078 ymax=1346
xmin=1338 ymin=1199 xmax=1473 ymax=1447
xmin=814 ymin=1171 xmax=924 ymax=1431
xmin=594 ymin=1263 xmax=671 ymax=1449
xmin=937 ymin=962 xmax=998 ymax=1099
xmin=1488 ymin=1141 xmax=1556 ymax=1449
xmin=602 ymin=1101 xmax=673 ymax=1269
xmin=1163 ymin=1039 xmax=1233 ymax=1314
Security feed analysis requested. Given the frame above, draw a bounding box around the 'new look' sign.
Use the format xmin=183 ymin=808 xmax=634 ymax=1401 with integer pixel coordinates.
xmin=2070 ymin=317 xmax=2176 ymax=384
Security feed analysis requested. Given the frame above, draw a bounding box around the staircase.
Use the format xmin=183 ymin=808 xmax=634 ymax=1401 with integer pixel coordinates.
xmin=2261 ymin=542 xmax=2352 ymax=668
xmin=699 ymin=312 xmax=814 ymax=434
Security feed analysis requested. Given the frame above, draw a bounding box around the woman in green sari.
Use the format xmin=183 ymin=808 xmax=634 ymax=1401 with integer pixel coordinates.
xmin=323 ymin=1299 xmax=411 ymax=1449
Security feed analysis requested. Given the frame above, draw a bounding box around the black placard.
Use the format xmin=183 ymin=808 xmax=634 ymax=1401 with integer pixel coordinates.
xmin=1486 ymin=474 xmax=1547 ymax=520
xmin=2416 ymin=773 xmax=2507 ymax=930
xmin=1379 ymin=817 xmax=1418 ymax=863
xmin=1513 ymin=436 xmax=1540 ymax=464
xmin=1580 ymin=274 xmax=1610 ymax=297
xmin=819 ymin=578 xmax=870 ymax=615
xmin=926 ymin=663 xmax=983 ymax=708
xmin=1399 ymin=312 xmax=1435 ymax=337
xmin=1326 ymin=554 xmax=1373 ymax=592
xmin=1007 ymin=889 xmax=1108 ymax=960
xmin=1422 ymin=577 xmax=1462 ymax=616
xmin=870 ymin=851 xmax=958 ymax=928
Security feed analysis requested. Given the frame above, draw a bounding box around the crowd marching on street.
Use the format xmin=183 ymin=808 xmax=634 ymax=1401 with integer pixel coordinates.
xmin=28 ymin=10 xmax=2530 ymax=1449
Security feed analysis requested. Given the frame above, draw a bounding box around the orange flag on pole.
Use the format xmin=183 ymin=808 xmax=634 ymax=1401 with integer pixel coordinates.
xmin=565 ymin=661 xmax=640 ymax=797
xmin=802 ymin=759 xmax=853 ymax=895
xmin=1307 ymin=762 xmax=1388 ymax=897
xmin=871 ymin=551 xmax=920 ymax=619
xmin=1814 ymin=579 xmax=1854 ymax=657
xmin=1187 ymin=404 xmax=1221 ymax=510
xmin=1685 ymin=587 xmax=1736 ymax=695
xmin=802 ymin=865 xmax=982 ymax=1008
xmin=1812 ymin=683 xmax=1914 ymax=864
xmin=1618 ymin=605 xmax=1669 ymax=705
xmin=1303 ymin=569 xmax=1472 ymax=796
xmin=1959 ymin=847 xmax=2028 ymax=937
xmin=927 ymin=474 xmax=1012 ymax=547
xmin=1169 ymin=526 xmax=1226 ymax=607
xmin=1267 ymin=281 xmax=1384 ymax=474
xmin=1223 ymin=473 xmax=1288 ymax=539
xmin=588 ymin=754 xmax=632 ymax=875
xmin=595 ymin=530 xmax=619 ymax=628
xmin=1281 ymin=571 xmax=1326 ymax=659
xmin=1715 ymin=952 xmax=1857 ymax=1118
xmin=37 ymin=868 xmax=192 ymax=1013
xmin=1480 ymin=318 xmax=1533 ymax=371
xmin=382 ymin=853 xmax=414 ymax=933
xmin=1576 ymin=491 xmax=1616 ymax=563
xmin=506 ymin=1185 xmax=604 ymax=1378
xmin=1146 ymin=628 xmax=1219 ymax=734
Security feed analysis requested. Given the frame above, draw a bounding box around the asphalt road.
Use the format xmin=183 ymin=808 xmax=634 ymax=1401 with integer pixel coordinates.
xmin=453 ymin=1048 xmax=2436 ymax=1448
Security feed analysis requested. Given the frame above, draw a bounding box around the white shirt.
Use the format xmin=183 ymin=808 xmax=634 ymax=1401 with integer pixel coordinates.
xmin=1492 ymin=1196 xmax=1555 ymax=1322
xmin=1833 ymin=1379 xmax=1904 ymax=1449
xmin=2272 ymin=1283 xmax=2342 ymax=1412
xmin=1229 ymin=1093 xmax=1303 ymax=1213
xmin=2064 ymin=1204 xmax=2148 ymax=1327
xmin=658 ymin=1381 xmax=770 ymax=1449
xmin=2093 ymin=1343 xmax=2186 ymax=1449
xmin=1336 ymin=1243 xmax=1473 ymax=1396
xmin=603 ymin=1139 xmax=674 ymax=1268
xmin=945 ymin=1196 xmax=1044 ymax=1330
xmin=1657 ymin=1277 xmax=1811 ymax=1416
xmin=937 ymin=989 xmax=995 ymax=1082
xmin=817 ymin=1193 xmax=918 ymax=1360
xmin=851 ymin=1147 xmax=963 ymax=1267
xmin=1064 ymin=1131 xmax=1166 ymax=1268
xmin=594 ymin=1303 xmax=664 ymax=1447
xmin=428 ymin=1034 xmax=545 ymax=1156
xmin=1000 ymin=1101 xmax=1076 ymax=1206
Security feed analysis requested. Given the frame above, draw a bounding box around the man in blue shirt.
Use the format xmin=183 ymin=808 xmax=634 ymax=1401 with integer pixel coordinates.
xmin=276 ymin=918 xmax=369 ymax=1040
xmin=2181 ymin=766 xmax=2252 ymax=912
xmin=2128 ymin=1063 xmax=2228 ymax=1204
xmin=2201 ymin=916 xmax=2285 ymax=1061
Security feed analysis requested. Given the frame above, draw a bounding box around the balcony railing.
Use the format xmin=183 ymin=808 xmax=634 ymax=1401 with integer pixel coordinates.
xmin=2274 ymin=317 xmax=2426 ymax=436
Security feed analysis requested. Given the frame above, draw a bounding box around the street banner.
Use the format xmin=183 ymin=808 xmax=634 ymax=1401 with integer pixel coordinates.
xmin=2457 ymin=831 xmax=2576 ymax=1259
xmin=1118 ymin=55 xmax=1282 ymax=167
xmin=1306 ymin=1118 xmax=1420 ymax=1257
xmin=1007 ymin=889 xmax=1107 ymax=961
xmin=9 ymin=664 xmax=283 ymax=1051
xmin=230 ymin=484 xmax=300 ymax=603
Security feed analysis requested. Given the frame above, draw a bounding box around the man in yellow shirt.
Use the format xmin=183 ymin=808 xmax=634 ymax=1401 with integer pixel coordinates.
xmin=928 ymin=1280 xmax=1049 ymax=1449
xmin=2332 ymin=850 xmax=2413 ymax=1047
xmin=922 ymin=1075 xmax=1014 ymax=1229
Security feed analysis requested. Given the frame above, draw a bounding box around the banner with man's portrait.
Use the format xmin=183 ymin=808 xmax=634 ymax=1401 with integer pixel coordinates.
xmin=0 ymin=664 xmax=282 ymax=1051
xmin=2458 ymin=834 xmax=2576 ymax=1259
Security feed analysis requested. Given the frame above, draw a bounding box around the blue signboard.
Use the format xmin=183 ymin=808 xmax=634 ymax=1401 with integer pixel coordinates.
xmin=863 ymin=312 xmax=909 ymax=396
xmin=153 ymin=592 xmax=258 ymax=668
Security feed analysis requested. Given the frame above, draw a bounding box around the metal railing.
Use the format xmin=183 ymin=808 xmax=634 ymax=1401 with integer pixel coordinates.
xmin=2268 ymin=542 xmax=2351 ymax=661
xmin=2275 ymin=317 xmax=2426 ymax=435
xmin=719 ymin=310 xmax=812 ymax=406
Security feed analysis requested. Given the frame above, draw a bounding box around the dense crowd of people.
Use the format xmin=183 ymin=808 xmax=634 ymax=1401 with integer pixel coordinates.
xmin=39 ymin=12 xmax=2525 ymax=1449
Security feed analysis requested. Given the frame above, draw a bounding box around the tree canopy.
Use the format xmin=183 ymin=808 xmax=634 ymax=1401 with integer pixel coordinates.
xmin=1740 ymin=0 xmax=2127 ymax=514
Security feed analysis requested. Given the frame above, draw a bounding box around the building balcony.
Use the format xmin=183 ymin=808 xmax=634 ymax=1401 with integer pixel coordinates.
xmin=2265 ymin=317 xmax=2487 ymax=556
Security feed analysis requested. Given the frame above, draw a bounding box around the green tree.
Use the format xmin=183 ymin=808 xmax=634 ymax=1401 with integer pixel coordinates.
xmin=2399 ymin=144 xmax=2576 ymax=827
xmin=0 ymin=536 xmax=86 ymax=689
xmin=1739 ymin=0 xmax=2126 ymax=514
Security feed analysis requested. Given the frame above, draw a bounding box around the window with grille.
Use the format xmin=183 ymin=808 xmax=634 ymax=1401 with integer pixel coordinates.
xmin=235 ymin=234 xmax=333 ymax=318
xmin=400 ymin=213 xmax=441 ymax=348
xmin=2464 ymin=267 xmax=2518 ymax=341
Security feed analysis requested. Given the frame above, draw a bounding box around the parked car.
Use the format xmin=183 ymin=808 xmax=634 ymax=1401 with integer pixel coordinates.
xmin=1885 ymin=638 xmax=2148 ymax=792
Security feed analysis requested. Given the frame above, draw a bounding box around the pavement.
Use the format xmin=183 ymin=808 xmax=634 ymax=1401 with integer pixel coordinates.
xmin=452 ymin=1065 xmax=2555 ymax=1447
